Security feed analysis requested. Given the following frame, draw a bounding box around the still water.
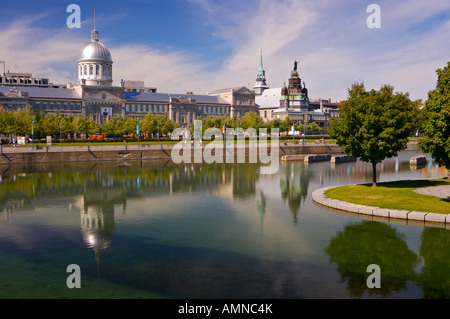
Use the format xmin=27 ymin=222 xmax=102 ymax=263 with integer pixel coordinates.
xmin=0 ymin=152 xmax=448 ymax=299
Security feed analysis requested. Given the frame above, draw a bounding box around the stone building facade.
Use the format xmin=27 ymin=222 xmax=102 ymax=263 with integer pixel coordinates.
xmin=0 ymin=28 xmax=257 ymax=128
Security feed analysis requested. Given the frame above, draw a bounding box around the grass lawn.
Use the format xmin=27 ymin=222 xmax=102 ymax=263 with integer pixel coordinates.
xmin=325 ymin=178 xmax=450 ymax=214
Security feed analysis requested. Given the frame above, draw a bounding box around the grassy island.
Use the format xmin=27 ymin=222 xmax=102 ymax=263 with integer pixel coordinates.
xmin=325 ymin=178 xmax=450 ymax=215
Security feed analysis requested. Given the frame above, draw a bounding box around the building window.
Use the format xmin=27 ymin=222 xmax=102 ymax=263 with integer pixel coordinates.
xmin=126 ymin=105 xmax=130 ymax=112
xmin=90 ymin=64 xmax=93 ymax=75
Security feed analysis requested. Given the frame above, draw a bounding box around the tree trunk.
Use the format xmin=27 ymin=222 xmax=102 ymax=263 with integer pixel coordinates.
xmin=372 ymin=161 xmax=377 ymax=187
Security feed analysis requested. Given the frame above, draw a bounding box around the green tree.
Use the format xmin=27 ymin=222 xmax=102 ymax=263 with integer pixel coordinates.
xmin=141 ymin=113 xmax=155 ymax=136
xmin=73 ymin=115 xmax=92 ymax=138
xmin=123 ymin=117 xmax=137 ymax=135
xmin=294 ymin=123 xmax=305 ymax=133
xmin=0 ymin=107 xmax=16 ymax=136
xmin=307 ymin=122 xmax=322 ymax=133
xmin=242 ymin=111 xmax=264 ymax=131
xmin=154 ymin=115 xmax=178 ymax=135
xmin=418 ymin=61 xmax=450 ymax=174
xmin=14 ymin=105 xmax=34 ymax=136
xmin=59 ymin=115 xmax=75 ymax=137
xmin=40 ymin=114 xmax=59 ymax=136
xmin=328 ymin=82 xmax=419 ymax=186
xmin=85 ymin=118 xmax=99 ymax=135
xmin=101 ymin=116 xmax=125 ymax=135
xmin=281 ymin=117 xmax=293 ymax=134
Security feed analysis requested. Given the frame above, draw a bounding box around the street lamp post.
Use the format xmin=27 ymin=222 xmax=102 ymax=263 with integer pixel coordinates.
xmin=32 ymin=119 xmax=35 ymax=149
xmin=60 ymin=120 xmax=62 ymax=144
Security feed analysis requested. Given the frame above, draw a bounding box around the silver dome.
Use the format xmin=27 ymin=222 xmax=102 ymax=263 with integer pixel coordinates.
xmin=78 ymin=41 xmax=112 ymax=62
xmin=78 ymin=30 xmax=112 ymax=62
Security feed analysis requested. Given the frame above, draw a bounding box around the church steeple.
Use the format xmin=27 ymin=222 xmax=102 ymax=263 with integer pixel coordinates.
xmin=256 ymin=49 xmax=265 ymax=80
xmin=253 ymin=49 xmax=269 ymax=95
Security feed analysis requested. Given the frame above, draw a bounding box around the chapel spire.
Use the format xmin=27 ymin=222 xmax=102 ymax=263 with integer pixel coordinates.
xmin=253 ymin=49 xmax=269 ymax=95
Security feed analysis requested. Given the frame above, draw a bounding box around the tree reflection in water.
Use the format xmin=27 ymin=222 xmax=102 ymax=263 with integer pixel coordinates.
xmin=326 ymin=221 xmax=418 ymax=297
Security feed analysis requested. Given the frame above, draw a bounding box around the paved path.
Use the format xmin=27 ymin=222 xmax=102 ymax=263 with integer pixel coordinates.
xmin=414 ymin=185 xmax=450 ymax=199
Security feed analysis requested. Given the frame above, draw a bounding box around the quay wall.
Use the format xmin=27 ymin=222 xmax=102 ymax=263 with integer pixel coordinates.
xmin=0 ymin=143 xmax=344 ymax=165
xmin=0 ymin=142 xmax=420 ymax=165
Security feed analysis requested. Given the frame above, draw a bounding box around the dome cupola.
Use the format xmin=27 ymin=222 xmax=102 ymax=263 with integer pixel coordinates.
xmin=77 ymin=29 xmax=113 ymax=86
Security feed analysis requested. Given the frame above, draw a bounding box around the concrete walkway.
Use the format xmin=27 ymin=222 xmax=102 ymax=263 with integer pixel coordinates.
xmin=312 ymin=185 xmax=450 ymax=226
xmin=414 ymin=185 xmax=450 ymax=199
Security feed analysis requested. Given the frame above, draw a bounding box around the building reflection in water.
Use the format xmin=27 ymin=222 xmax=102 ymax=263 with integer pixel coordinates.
xmin=0 ymin=155 xmax=446 ymax=263
xmin=72 ymin=190 xmax=126 ymax=262
xmin=279 ymin=162 xmax=310 ymax=223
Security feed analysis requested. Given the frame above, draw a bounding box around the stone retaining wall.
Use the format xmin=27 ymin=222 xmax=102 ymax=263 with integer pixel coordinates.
xmin=312 ymin=186 xmax=450 ymax=227
xmin=0 ymin=143 xmax=344 ymax=165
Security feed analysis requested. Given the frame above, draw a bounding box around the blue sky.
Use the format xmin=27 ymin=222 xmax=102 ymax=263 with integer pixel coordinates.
xmin=0 ymin=0 xmax=449 ymax=102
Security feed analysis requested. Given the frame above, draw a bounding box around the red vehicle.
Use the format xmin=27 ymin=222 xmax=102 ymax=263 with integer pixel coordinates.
xmin=90 ymin=133 xmax=106 ymax=139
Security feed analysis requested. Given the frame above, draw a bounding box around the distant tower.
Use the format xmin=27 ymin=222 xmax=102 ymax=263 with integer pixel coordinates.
xmin=288 ymin=60 xmax=302 ymax=95
xmin=281 ymin=82 xmax=289 ymax=110
xmin=253 ymin=49 xmax=269 ymax=95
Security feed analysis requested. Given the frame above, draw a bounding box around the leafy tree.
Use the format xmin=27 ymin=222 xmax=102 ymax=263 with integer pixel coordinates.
xmin=242 ymin=111 xmax=264 ymax=131
xmin=418 ymin=61 xmax=450 ymax=173
xmin=295 ymin=123 xmax=305 ymax=133
xmin=73 ymin=115 xmax=94 ymax=138
xmin=141 ymin=112 xmax=156 ymax=135
xmin=14 ymin=105 xmax=34 ymax=136
xmin=156 ymin=115 xmax=178 ymax=135
xmin=123 ymin=117 xmax=137 ymax=135
xmin=0 ymin=107 xmax=16 ymax=136
xmin=101 ymin=116 xmax=125 ymax=135
xmin=328 ymin=82 xmax=420 ymax=186
xmin=59 ymin=115 xmax=75 ymax=137
xmin=40 ymin=114 xmax=58 ymax=136
xmin=280 ymin=117 xmax=293 ymax=134
xmin=307 ymin=122 xmax=322 ymax=133
xmin=86 ymin=118 xmax=99 ymax=135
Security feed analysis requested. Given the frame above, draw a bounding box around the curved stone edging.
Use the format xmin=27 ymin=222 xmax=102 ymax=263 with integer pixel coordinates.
xmin=312 ymin=185 xmax=450 ymax=224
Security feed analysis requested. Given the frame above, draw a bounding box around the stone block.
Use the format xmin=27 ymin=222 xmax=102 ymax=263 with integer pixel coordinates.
xmin=425 ymin=213 xmax=447 ymax=223
xmin=389 ymin=210 xmax=410 ymax=220
xmin=358 ymin=206 xmax=378 ymax=216
xmin=372 ymin=208 xmax=390 ymax=218
xmin=407 ymin=211 xmax=428 ymax=222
